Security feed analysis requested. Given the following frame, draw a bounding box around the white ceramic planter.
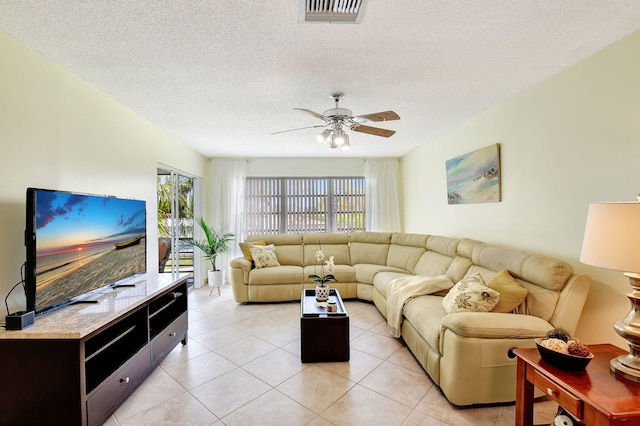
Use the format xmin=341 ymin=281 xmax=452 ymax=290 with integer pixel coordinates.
xmin=208 ymin=269 xmax=225 ymax=296
xmin=315 ymin=284 xmax=330 ymax=302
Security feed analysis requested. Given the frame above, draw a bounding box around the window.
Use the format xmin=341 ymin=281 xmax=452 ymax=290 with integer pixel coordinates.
xmin=244 ymin=177 xmax=365 ymax=235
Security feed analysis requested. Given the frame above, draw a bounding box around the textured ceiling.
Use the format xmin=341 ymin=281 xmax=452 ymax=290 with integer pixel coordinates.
xmin=2 ymin=1 xmax=640 ymax=158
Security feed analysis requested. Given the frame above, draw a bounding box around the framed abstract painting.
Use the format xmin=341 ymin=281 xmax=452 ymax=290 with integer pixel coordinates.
xmin=446 ymin=143 xmax=501 ymax=204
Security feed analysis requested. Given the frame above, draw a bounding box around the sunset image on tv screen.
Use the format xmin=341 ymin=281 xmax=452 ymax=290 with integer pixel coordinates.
xmin=34 ymin=190 xmax=146 ymax=312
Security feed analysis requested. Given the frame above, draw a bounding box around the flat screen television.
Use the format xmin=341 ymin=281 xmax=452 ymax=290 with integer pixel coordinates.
xmin=25 ymin=187 xmax=147 ymax=315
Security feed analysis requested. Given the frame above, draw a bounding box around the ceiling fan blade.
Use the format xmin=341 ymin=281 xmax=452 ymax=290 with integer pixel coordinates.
xmin=293 ymin=108 xmax=325 ymax=120
xmin=352 ymin=125 xmax=396 ymax=138
xmin=271 ymin=124 xmax=327 ymax=135
xmin=355 ymin=110 xmax=400 ymax=122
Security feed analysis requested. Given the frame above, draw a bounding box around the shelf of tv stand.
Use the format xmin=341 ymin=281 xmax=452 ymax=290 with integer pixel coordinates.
xmin=0 ymin=272 xmax=189 ymax=426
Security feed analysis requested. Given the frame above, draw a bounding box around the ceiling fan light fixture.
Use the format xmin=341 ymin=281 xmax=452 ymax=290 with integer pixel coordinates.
xmin=328 ymin=136 xmax=339 ymax=149
xmin=275 ymin=93 xmax=400 ymax=151
xmin=317 ymin=128 xmax=332 ymax=144
xmin=333 ymin=128 xmax=347 ymax=146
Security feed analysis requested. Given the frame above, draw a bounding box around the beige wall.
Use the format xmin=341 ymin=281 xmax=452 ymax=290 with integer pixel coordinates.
xmin=0 ymin=32 xmax=209 ymax=312
xmin=402 ymin=31 xmax=640 ymax=347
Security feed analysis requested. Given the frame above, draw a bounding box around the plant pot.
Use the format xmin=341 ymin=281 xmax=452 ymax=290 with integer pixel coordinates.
xmin=208 ymin=269 xmax=225 ymax=296
xmin=315 ymin=284 xmax=330 ymax=302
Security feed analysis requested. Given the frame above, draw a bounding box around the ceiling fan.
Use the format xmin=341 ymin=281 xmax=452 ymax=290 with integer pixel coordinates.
xmin=273 ymin=93 xmax=400 ymax=150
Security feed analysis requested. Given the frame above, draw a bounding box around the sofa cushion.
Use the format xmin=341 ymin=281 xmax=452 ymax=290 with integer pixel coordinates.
xmin=248 ymin=265 xmax=304 ymax=285
xmin=442 ymin=273 xmax=499 ymax=314
xmin=411 ymin=235 xmax=459 ymax=276
xmin=302 ymin=232 xmax=351 ymax=266
xmin=248 ymin=233 xmax=303 ymax=266
xmin=456 ymin=238 xmax=482 ymax=259
xmin=273 ymin=245 xmax=304 ymax=266
xmin=350 ymin=231 xmax=392 ymax=265
xmin=469 ymin=244 xmax=572 ymax=321
xmin=240 ymin=239 xmax=266 ymax=261
xmin=247 ymin=233 xmax=299 ymax=244
xmin=414 ymin=251 xmax=452 ymax=277
xmin=354 ymin=264 xmax=407 ymax=285
xmin=250 ymin=245 xmax=280 ymax=268
xmin=303 ymin=264 xmax=356 ymax=283
xmin=427 ymin=235 xmax=460 ymax=257
xmin=487 ymin=269 xmax=528 ymax=313
xmin=403 ymin=295 xmax=446 ymax=354
xmin=465 ymin=265 xmax=560 ymax=322
xmin=445 ymin=256 xmax=474 ymax=283
xmin=386 ymin=233 xmax=428 ymax=272
xmin=472 ymin=244 xmax=573 ymax=291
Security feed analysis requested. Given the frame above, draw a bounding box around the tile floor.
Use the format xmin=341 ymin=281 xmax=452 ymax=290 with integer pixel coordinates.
xmin=105 ymin=284 xmax=559 ymax=425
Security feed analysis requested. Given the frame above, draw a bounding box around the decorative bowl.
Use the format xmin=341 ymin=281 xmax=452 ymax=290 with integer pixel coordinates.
xmin=535 ymin=338 xmax=594 ymax=371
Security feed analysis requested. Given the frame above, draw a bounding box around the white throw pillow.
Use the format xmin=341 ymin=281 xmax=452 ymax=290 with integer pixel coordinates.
xmin=250 ymin=244 xmax=280 ymax=269
xmin=442 ymin=273 xmax=500 ymax=314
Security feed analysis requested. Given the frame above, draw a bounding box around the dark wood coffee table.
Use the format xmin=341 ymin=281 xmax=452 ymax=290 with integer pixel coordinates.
xmin=300 ymin=288 xmax=349 ymax=363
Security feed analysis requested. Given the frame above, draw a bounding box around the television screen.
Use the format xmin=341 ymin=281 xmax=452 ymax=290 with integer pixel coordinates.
xmin=25 ymin=188 xmax=147 ymax=315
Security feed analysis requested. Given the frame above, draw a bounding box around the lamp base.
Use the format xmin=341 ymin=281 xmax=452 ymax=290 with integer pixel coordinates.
xmin=610 ymin=272 xmax=640 ymax=383
xmin=609 ymin=355 xmax=640 ymax=383
xmin=611 ymin=356 xmax=640 ymax=383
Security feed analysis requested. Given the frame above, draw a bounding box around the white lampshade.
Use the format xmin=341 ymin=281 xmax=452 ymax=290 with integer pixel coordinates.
xmin=580 ymin=202 xmax=640 ymax=273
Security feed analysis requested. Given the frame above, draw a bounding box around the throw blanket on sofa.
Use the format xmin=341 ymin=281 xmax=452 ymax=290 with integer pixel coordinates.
xmin=387 ymin=275 xmax=454 ymax=338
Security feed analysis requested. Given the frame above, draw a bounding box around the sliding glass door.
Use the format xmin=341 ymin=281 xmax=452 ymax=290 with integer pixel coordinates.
xmin=157 ymin=166 xmax=203 ymax=286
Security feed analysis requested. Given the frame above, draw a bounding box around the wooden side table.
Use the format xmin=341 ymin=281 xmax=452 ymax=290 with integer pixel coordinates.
xmin=513 ymin=344 xmax=640 ymax=426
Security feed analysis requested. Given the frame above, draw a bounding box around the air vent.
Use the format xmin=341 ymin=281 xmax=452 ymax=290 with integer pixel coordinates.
xmin=300 ymin=0 xmax=368 ymax=24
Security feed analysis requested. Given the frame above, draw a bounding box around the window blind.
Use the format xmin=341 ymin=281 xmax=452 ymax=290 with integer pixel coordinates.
xmin=244 ymin=177 xmax=365 ymax=235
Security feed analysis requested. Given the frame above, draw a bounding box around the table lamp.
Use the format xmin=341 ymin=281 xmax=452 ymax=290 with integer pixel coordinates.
xmin=580 ymin=201 xmax=640 ymax=382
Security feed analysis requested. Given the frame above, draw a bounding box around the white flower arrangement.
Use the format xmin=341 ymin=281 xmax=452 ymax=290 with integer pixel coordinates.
xmin=309 ymin=247 xmax=337 ymax=286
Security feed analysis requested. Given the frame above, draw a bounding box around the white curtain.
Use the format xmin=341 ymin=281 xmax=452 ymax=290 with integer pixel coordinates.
xmin=209 ymin=159 xmax=247 ymax=265
xmin=365 ymin=158 xmax=401 ymax=232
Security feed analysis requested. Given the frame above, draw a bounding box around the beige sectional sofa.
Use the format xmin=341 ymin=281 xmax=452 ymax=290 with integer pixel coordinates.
xmin=229 ymin=231 xmax=591 ymax=406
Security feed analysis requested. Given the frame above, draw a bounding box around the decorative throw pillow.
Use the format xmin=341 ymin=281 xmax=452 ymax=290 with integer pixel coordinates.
xmin=487 ymin=269 xmax=528 ymax=313
xmin=442 ymin=273 xmax=500 ymax=314
xmin=250 ymin=244 xmax=280 ymax=269
xmin=239 ymin=239 xmax=267 ymax=261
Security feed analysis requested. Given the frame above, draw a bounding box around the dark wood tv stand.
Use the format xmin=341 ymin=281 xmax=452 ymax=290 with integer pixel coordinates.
xmin=0 ymin=273 xmax=189 ymax=426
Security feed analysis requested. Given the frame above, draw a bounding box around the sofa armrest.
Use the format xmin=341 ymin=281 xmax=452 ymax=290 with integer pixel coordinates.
xmin=549 ymin=274 xmax=591 ymax=337
xmin=442 ymin=312 xmax=552 ymax=340
xmin=230 ymin=257 xmax=252 ymax=272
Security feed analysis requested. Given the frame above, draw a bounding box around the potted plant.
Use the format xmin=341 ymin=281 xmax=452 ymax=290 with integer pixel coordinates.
xmin=308 ymin=245 xmax=337 ymax=302
xmin=186 ymin=217 xmax=234 ymax=294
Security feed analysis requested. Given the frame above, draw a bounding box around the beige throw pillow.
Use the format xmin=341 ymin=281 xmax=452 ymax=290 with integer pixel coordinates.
xmin=487 ymin=269 xmax=528 ymax=313
xmin=250 ymin=244 xmax=280 ymax=269
xmin=442 ymin=273 xmax=500 ymax=314
xmin=239 ymin=239 xmax=267 ymax=261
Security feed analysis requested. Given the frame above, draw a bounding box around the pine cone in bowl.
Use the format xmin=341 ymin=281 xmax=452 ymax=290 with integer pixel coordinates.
xmin=567 ymin=341 xmax=591 ymax=357
xmin=546 ymin=328 xmax=570 ymax=342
